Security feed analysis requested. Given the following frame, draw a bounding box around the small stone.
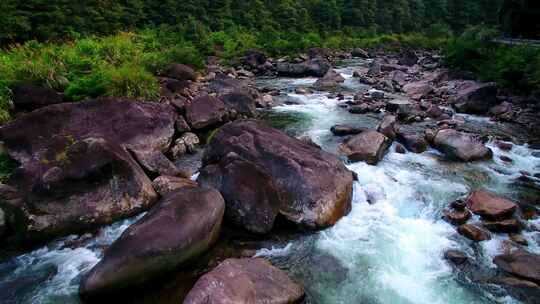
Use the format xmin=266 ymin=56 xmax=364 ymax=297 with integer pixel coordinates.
xmin=152 ymin=176 xmax=198 ymax=196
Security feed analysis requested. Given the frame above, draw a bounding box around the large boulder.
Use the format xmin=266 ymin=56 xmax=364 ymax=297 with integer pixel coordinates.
xmin=495 ymin=276 xmax=540 ymax=304
xmin=466 ymin=190 xmax=517 ymax=220
xmin=339 ymin=131 xmax=391 ymax=165
xmin=433 ymin=129 xmax=493 ymax=161
xmin=13 ymin=84 xmax=64 ymax=111
xmin=314 ymin=69 xmax=345 ymax=89
xmin=208 ymin=76 xmax=251 ymax=95
xmin=277 ymin=56 xmax=331 ymax=78
xmin=453 ymin=82 xmax=498 ymax=114
xmin=494 ymin=250 xmax=540 ymax=284
xmin=0 ymin=138 xmax=158 ymax=243
xmin=184 ymin=258 xmax=304 ymax=304
xmin=457 ymin=224 xmax=491 ymax=242
xmin=0 ymin=99 xmax=176 ymax=164
xmin=395 ymin=127 xmax=428 ymax=153
xmin=202 ymin=119 xmax=353 ymax=229
xmin=219 ymin=90 xmax=257 ymax=117
xmin=80 ymin=186 xmax=225 ymax=298
xmin=0 ymin=99 xmax=175 ymax=243
xmin=163 ymin=63 xmax=197 ymax=81
xmin=402 ymin=81 xmax=433 ymax=100
xmin=185 ymin=95 xmax=228 ymax=130
xmin=198 ymin=153 xmax=281 ymax=234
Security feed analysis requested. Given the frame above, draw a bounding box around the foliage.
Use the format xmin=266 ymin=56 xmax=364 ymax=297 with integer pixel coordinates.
xmin=444 ymin=27 xmax=540 ymax=93
xmin=0 ymin=154 xmax=16 ymax=183
xmin=0 ymin=0 xmax=526 ymax=124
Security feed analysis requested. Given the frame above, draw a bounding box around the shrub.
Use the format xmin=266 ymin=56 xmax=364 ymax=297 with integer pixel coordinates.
xmin=104 ymin=64 xmax=159 ymax=101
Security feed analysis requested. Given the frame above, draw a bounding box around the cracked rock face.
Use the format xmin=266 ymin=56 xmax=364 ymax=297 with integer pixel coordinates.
xmin=201 ymin=119 xmax=353 ymax=230
xmin=0 ymin=99 xmax=177 ymax=244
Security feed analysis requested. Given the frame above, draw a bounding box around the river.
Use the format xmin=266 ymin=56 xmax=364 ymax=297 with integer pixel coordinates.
xmin=1 ymin=59 xmax=539 ymax=304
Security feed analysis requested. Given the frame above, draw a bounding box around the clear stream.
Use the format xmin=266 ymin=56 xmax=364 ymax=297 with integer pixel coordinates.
xmin=1 ymin=59 xmax=540 ymax=304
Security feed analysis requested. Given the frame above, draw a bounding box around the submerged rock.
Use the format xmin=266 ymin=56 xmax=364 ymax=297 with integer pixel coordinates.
xmin=198 ymin=153 xmax=281 ymax=234
xmin=466 ymin=190 xmax=517 ymax=220
xmin=202 ymin=119 xmax=353 ymax=229
xmin=80 ymin=186 xmax=225 ymax=298
xmin=433 ymin=129 xmax=493 ymax=161
xmin=183 ymin=258 xmax=304 ymax=304
xmin=339 ymin=131 xmax=391 ymax=165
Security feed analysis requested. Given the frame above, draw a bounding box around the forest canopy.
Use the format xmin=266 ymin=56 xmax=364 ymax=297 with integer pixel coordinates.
xmin=0 ymin=0 xmax=504 ymax=45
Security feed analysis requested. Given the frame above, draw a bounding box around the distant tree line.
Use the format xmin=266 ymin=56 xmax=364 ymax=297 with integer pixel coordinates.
xmin=0 ymin=0 xmax=504 ymax=45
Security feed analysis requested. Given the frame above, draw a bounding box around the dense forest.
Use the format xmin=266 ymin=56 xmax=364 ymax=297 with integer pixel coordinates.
xmin=0 ymin=0 xmax=503 ymax=45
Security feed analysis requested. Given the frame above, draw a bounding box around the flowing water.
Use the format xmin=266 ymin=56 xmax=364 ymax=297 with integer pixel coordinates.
xmin=1 ymin=59 xmax=540 ymax=303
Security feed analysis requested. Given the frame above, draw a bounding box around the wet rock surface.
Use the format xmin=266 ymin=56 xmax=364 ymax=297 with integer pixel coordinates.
xmin=80 ymin=186 xmax=225 ymax=298
xmin=466 ymin=190 xmax=517 ymax=220
xmin=202 ymin=119 xmax=353 ymax=229
xmin=183 ymin=258 xmax=304 ymax=304
xmin=339 ymin=130 xmax=391 ymax=165
xmin=433 ymin=129 xmax=493 ymax=162
xmin=198 ymin=153 xmax=281 ymax=234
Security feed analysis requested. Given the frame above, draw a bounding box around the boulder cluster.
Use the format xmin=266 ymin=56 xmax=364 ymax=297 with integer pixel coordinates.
xmin=0 ymin=54 xmax=357 ymax=302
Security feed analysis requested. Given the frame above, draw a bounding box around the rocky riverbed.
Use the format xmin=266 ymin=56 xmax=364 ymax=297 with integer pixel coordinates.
xmin=0 ymin=48 xmax=539 ymax=303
